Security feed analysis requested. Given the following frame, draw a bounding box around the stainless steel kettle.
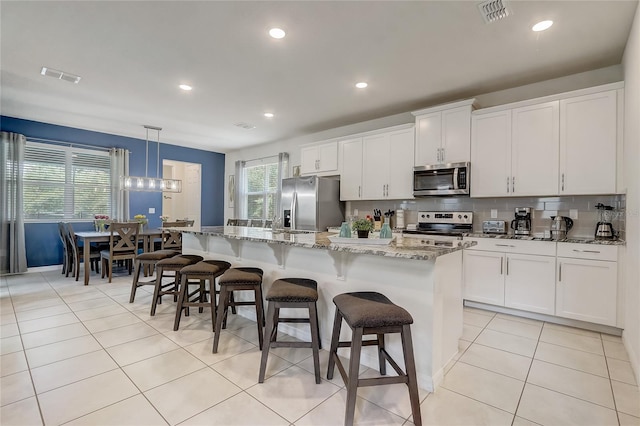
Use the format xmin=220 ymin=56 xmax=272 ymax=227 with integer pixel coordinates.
xmin=550 ymin=216 xmax=573 ymax=240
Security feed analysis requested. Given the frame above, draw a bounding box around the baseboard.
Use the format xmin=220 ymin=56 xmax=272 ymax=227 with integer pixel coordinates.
xmin=26 ymin=265 xmax=61 ymax=273
xmin=464 ymin=300 xmax=623 ymax=336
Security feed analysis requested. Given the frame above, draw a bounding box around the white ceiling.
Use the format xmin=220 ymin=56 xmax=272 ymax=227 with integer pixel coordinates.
xmin=1 ymin=1 xmax=637 ymax=153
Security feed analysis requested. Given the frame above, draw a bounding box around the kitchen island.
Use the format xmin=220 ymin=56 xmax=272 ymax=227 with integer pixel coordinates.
xmin=180 ymin=226 xmax=474 ymax=391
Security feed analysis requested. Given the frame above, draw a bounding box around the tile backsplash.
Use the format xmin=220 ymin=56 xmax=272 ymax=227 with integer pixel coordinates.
xmin=347 ymin=194 xmax=626 ymax=240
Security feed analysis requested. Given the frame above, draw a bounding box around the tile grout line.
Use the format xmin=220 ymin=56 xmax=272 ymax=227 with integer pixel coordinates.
xmin=509 ymin=319 xmax=544 ymax=426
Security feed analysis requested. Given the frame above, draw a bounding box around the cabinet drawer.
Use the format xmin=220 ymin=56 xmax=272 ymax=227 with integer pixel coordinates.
xmin=464 ymin=237 xmax=556 ymax=256
xmin=557 ymin=243 xmax=618 ymax=261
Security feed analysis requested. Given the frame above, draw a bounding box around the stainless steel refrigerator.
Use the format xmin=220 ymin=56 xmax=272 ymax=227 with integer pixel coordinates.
xmin=281 ymin=176 xmax=344 ymax=231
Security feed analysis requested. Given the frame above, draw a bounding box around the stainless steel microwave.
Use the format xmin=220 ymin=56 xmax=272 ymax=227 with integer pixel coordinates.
xmin=413 ymin=162 xmax=470 ymax=196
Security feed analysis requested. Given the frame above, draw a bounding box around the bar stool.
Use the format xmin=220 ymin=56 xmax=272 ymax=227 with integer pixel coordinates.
xmin=327 ymin=292 xmax=422 ymax=426
xmin=150 ymin=254 xmax=203 ymax=316
xmin=129 ymin=249 xmax=180 ymax=303
xmin=259 ymin=278 xmax=321 ymax=384
xmin=174 ymin=260 xmax=231 ymax=331
xmin=212 ymin=267 xmax=264 ymax=353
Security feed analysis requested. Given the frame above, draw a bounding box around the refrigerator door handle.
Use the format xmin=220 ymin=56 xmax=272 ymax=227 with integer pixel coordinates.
xmin=291 ymin=191 xmax=297 ymax=230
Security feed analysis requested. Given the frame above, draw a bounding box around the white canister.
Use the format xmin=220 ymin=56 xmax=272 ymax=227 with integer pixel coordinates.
xmin=395 ymin=210 xmax=405 ymax=229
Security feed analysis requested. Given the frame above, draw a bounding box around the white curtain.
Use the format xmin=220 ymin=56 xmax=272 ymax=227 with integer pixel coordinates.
xmin=233 ymin=160 xmax=245 ymax=216
xmin=0 ymin=132 xmax=28 ymax=274
xmin=110 ymin=148 xmax=129 ymax=221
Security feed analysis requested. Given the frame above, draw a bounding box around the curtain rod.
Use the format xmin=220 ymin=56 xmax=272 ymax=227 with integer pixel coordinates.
xmin=26 ymin=137 xmax=111 ymax=152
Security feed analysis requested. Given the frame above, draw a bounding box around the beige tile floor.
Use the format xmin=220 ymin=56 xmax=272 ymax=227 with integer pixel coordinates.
xmin=1 ymin=268 xmax=639 ymax=425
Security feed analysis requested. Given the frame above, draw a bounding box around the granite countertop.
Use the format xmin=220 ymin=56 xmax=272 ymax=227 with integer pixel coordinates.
xmin=180 ymin=226 xmax=473 ymax=261
xmin=464 ymin=232 xmax=625 ymax=246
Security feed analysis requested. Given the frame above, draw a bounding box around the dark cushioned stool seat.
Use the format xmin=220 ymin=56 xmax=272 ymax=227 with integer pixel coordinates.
xmin=266 ymin=278 xmax=318 ymax=303
xmin=174 ymin=260 xmax=231 ymax=331
xmin=333 ymin=292 xmax=413 ymax=328
xmin=328 ymin=291 xmax=421 ymax=426
xmin=259 ymin=278 xmax=322 ymax=384
xmin=218 ymin=268 xmax=262 ymax=284
xmin=150 ymin=254 xmax=203 ymax=316
xmin=129 ymin=250 xmax=182 ymax=304
xmin=213 ymin=267 xmax=265 ymax=353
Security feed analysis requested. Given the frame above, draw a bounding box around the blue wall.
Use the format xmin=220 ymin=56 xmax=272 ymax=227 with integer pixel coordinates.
xmin=1 ymin=116 xmax=226 ymax=267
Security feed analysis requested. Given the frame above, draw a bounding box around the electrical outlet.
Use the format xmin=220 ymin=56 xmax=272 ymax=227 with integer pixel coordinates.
xmin=569 ymin=209 xmax=578 ymax=219
xmin=491 ymin=209 xmax=498 ymax=218
xmin=149 ymin=207 xmax=156 ymax=214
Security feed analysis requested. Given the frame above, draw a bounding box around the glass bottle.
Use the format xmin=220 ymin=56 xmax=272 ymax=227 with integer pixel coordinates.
xmin=339 ymin=222 xmax=351 ymax=238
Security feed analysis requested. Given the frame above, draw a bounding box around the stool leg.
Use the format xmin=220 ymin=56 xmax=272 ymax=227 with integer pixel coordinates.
xmin=150 ymin=266 xmax=164 ymax=316
xmin=308 ymin=301 xmax=321 ymax=384
xmin=212 ymin=286 xmax=229 ymax=353
xmin=255 ymin=285 xmax=264 ymax=350
xmin=173 ymin=274 xmax=189 ymax=331
xmin=345 ymin=327 xmax=363 ymax=426
xmin=315 ymin=305 xmax=322 ymax=350
xmin=258 ymin=300 xmax=277 ymax=383
xmin=377 ymin=333 xmax=387 ymax=375
xmin=401 ymin=325 xmax=422 ymax=426
xmin=130 ymin=260 xmax=143 ymax=303
xmin=198 ymin=280 xmax=206 ymax=313
xmin=327 ymin=308 xmax=343 ymax=380
xmin=209 ymin=277 xmax=217 ymax=331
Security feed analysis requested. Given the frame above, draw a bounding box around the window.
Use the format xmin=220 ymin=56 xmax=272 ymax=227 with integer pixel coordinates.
xmin=24 ymin=142 xmax=111 ymax=221
xmin=243 ymin=159 xmax=279 ymax=220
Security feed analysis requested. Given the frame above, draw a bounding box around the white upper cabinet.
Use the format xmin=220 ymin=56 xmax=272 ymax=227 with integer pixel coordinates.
xmin=339 ymin=137 xmax=363 ymax=201
xmin=471 ymin=84 xmax=622 ymax=197
xmin=339 ymin=125 xmax=414 ymax=201
xmin=511 ymin=101 xmax=560 ymax=196
xmin=300 ymin=140 xmax=339 ymax=176
xmin=559 ymin=90 xmax=618 ymax=195
xmin=471 ymin=110 xmax=511 ymax=197
xmin=413 ymin=99 xmax=475 ymax=166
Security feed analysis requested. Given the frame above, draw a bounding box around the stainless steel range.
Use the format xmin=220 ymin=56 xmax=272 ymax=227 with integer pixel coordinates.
xmin=402 ymin=211 xmax=473 ymax=247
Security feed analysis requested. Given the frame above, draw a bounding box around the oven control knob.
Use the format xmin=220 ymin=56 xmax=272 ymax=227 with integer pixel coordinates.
xmin=458 ymin=214 xmax=462 ymax=219
xmin=464 ymin=215 xmax=468 ymax=219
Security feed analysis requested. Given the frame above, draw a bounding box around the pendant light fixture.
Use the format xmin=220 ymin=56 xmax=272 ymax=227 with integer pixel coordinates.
xmin=119 ymin=125 xmax=182 ymax=192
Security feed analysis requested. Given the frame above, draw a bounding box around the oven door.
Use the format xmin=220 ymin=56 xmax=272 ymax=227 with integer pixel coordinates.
xmin=413 ymin=162 xmax=469 ymax=196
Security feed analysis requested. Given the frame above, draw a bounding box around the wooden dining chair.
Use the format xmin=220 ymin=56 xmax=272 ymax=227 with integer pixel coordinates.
xmin=249 ymin=219 xmax=265 ymax=228
xmin=57 ymin=222 xmax=72 ymax=275
xmin=226 ymin=219 xmax=238 ymax=226
xmin=64 ymin=223 xmax=101 ymax=281
xmin=162 ymin=221 xmax=188 ymax=227
xmin=100 ymin=222 xmax=139 ymax=283
xmin=236 ymin=219 xmax=249 ymax=226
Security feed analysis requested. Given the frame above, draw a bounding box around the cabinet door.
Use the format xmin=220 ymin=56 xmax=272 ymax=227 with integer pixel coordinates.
xmin=505 ymin=254 xmax=556 ymax=315
xmin=387 ymin=128 xmax=415 ymax=199
xmin=463 ymin=250 xmax=504 ymax=306
xmin=556 ymin=257 xmax=617 ymax=326
xmin=511 ymin=101 xmax=559 ymax=196
xmin=300 ymin=146 xmax=319 ymax=175
xmin=442 ymin=105 xmax=472 ymax=164
xmin=362 ymin=134 xmax=389 ymax=200
xmin=471 ymin=111 xmax=511 ymax=197
xmin=414 ymin=112 xmax=441 ymax=166
xmin=339 ymin=138 xmax=363 ymax=200
xmin=560 ymin=90 xmax=617 ymax=195
xmin=317 ymin=141 xmax=338 ymax=173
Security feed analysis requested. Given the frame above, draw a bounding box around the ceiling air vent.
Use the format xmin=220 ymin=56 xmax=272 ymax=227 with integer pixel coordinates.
xmin=40 ymin=67 xmax=82 ymax=84
xmin=234 ymin=122 xmax=256 ymax=130
xmin=477 ymin=0 xmax=511 ymax=23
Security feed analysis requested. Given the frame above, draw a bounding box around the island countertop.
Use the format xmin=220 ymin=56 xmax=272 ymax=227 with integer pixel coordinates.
xmin=179 ymin=226 xmax=474 ymax=261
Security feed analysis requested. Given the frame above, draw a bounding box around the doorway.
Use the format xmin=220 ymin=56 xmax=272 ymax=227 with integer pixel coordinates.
xmin=162 ymin=160 xmax=201 ymax=228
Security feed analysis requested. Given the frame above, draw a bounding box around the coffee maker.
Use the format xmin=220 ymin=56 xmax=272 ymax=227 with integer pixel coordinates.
xmin=511 ymin=207 xmax=532 ymax=236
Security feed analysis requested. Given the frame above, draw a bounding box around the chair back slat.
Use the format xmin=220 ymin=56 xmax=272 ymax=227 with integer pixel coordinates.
xmin=161 ymin=229 xmax=182 ymax=250
xmin=227 ymin=219 xmax=238 ymax=226
xmin=109 ymin=222 xmax=138 ymax=255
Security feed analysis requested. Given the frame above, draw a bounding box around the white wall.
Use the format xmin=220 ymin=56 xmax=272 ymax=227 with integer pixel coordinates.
xmin=622 ymin=3 xmax=640 ymax=383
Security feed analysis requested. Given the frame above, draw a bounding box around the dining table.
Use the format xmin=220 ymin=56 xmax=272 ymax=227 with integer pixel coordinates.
xmin=74 ymin=228 xmax=165 ymax=285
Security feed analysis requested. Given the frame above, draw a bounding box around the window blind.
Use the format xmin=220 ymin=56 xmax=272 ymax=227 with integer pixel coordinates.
xmin=24 ymin=142 xmax=111 ymax=221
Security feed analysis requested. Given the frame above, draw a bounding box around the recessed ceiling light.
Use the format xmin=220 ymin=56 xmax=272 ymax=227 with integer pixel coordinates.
xmin=355 ymin=82 xmax=368 ymax=89
xmin=179 ymin=84 xmax=192 ymax=91
xmin=532 ymin=20 xmax=553 ymax=32
xmin=264 ymin=112 xmax=274 ymax=118
xmin=269 ymin=28 xmax=286 ymax=39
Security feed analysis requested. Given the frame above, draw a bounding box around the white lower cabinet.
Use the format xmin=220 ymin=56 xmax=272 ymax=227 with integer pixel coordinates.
xmin=505 ymin=253 xmax=556 ymax=315
xmin=463 ymin=238 xmax=556 ymax=316
xmin=555 ymin=243 xmax=618 ymax=327
xmin=463 ymin=239 xmax=620 ymax=327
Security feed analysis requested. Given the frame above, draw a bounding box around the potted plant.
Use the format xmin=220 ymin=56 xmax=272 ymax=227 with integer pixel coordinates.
xmin=352 ymin=218 xmax=374 ymax=238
